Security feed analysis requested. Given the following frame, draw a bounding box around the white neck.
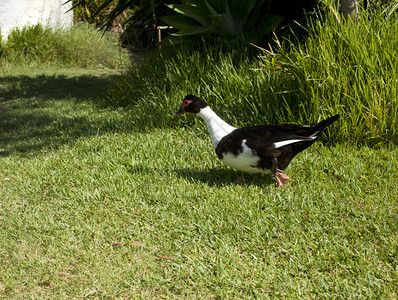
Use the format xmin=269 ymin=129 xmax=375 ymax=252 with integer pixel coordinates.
xmin=197 ymin=106 xmax=236 ymax=148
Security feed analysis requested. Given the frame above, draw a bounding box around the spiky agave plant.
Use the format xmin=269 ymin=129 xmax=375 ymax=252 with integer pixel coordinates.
xmin=162 ymin=0 xmax=284 ymax=44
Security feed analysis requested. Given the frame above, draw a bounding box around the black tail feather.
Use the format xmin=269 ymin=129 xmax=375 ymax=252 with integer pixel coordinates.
xmin=311 ymin=114 xmax=340 ymax=136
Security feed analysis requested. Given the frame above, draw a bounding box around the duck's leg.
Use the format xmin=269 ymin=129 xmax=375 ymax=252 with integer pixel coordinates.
xmin=272 ymin=158 xmax=291 ymax=188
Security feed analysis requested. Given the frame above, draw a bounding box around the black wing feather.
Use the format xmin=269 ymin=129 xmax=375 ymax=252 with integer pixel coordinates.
xmin=215 ymin=115 xmax=340 ymax=171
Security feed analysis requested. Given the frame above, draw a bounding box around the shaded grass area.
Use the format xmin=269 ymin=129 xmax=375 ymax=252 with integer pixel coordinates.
xmin=1 ymin=68 xmax=397 ymax=298
xmin=0 ymin=67 xmax=128 ymax=156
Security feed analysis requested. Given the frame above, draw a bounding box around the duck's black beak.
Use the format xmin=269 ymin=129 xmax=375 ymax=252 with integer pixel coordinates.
xmin=172 ymin=108 xmax=184 ymax=116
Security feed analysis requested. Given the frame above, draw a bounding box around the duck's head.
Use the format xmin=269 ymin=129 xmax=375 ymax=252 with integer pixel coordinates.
xmin=173 ymin=95 xmax=209 ymax=116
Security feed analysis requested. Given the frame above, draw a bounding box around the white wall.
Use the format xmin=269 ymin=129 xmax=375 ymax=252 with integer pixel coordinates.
xmin=0 ymin=0 xmax=73 ymax=39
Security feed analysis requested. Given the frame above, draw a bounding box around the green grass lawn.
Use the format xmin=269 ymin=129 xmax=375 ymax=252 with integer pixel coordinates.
xmin=1 ymin=67 xmax=397 ymax=298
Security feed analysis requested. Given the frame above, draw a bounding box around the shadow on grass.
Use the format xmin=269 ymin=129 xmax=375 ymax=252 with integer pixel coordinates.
xmin=174 ymin=167 xmax=275 ymax=188
xmin=129 ymin=164 xmax=274 ymax=187
xmin=0 ymin=72 xmax=121 ymax=102
xmin=0 ymin=71 xmax=129 ymax=157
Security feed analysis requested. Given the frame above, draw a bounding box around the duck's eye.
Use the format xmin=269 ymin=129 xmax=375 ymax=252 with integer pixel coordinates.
xmin=183 ymin=100 xmax=191 ymax=107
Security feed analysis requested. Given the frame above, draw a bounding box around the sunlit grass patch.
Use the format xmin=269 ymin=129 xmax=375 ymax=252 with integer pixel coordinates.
xmin=1 ymin=67 xmax=397 ymax=298
xmin=0 ymin=23 xmax=130 ymax=68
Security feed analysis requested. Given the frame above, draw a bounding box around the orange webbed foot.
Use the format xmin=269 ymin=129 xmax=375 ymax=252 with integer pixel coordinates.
xmin=274 ymin=171 xmax=291 ymax=188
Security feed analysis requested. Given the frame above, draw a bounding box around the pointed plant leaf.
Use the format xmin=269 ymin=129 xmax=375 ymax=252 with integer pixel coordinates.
xmin=171 ymin=25 xmax=214 ymax=36
xmin=91 ymin=0 xmax=115 ymax=19
xmin=63 ymin=0 xmax=82 ymax=13
xmin=204 ymin=0 xmax=219 ymax=16
xmin=125 ymin=4 xmax=153 ymax=26
xmin=228 ymin=0 xmax=258 ymax=24
xmin=245 ymin=0 xmax=267 ymax=28
xmin=257 ymin=15 xmax=284 ymax=35
xmin=224 ymin=3 xmax=242 ymax=36
xmin=163 ymin=14 xmax=200 ymax=28
xmin=150 ymin=0 xmax=156 ymax=19
xmin=206 ymin=0 xmax=227 ymax=13
xmin=168 ymin=4 xmax=211 ymax=25
xmin=210 ymin=4 xmax=241 ymax=38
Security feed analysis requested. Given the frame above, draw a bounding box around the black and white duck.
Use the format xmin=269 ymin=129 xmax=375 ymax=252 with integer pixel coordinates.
xmin=173 ymin=95 xmax=340 ymax=187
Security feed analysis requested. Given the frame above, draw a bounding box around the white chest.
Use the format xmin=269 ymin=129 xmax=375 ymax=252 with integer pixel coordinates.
xmin=220 ymin=140 xmax=270 ymax=174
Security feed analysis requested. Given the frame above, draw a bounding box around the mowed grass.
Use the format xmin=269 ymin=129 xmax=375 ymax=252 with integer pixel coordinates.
xmin=1 ymin=68 xmax=398 ymax=298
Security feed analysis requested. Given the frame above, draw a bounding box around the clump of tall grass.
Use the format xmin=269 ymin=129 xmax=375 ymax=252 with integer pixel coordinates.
xmin=106 ymin=45 xmax=304 ymax=133
xmin=106 ymin=44 xmax=343 ymax=144
xmin=0 ymin=23 xmax=130 ymax=68
xmin=262 ymin=8 xmax=398 ymax=145
xmin=107 ymin=7 xmax=396 ymax=145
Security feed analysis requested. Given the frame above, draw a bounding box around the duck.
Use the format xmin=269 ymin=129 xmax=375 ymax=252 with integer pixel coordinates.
xmin=173 ymin=95 xmax=340 ymax=187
